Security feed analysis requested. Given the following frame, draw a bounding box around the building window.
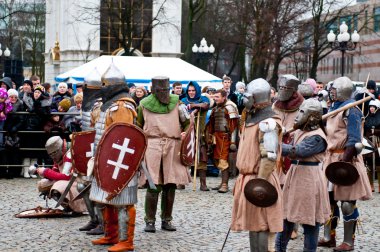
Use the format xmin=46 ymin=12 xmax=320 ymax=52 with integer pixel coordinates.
xmin=374 ymin=7 xmax=380 ymax=32
xmin=100 ymin=0 xmax=153 ymax=56
xmin=353 ymin=14 xmax=358 ymax=31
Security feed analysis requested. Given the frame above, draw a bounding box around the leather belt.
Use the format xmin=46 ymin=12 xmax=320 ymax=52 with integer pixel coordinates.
xmin=330 ymin=149 xmax=345 ymax=154
xmin=291 ymin=160 xmax=320 ymax=166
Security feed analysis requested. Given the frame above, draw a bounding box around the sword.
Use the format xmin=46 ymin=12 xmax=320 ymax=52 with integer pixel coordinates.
xmin=141 ymin=161 xmax=157 ymax=190
xmin=55 ymin=173 xmax=78 ymax=208
xmin=71 ymin=182 xmax=91 ymax=202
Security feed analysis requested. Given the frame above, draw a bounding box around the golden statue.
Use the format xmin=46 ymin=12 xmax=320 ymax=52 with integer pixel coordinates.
xmin=52 ymin=41 xmax=60 ymax=61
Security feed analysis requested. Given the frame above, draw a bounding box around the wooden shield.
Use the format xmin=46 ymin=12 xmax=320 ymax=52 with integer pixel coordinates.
xmin=15 ymin=207 xmax=64 ymax=218
xmin=71 ymin=130 xmax=96 ymax=175
xmin=180 ymin=118 xmax=196 ymax=166
xmin=94 ymin=123 xmax=147 ymax=201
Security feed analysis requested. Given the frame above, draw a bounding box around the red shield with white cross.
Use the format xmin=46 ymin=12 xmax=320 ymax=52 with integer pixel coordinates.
xmin=71 ymin=130 xmax=96 ymax=175
xmin=94 ymin=123 xmax=147 ymax=200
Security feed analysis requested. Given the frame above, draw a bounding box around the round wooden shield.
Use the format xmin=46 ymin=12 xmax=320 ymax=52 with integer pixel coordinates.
xmin=325 ymin=161 xmax=359 ymax=186
xmin=244 ymin=178 xmax=278 ymax=208
xmin=94 ymin=123 xmax=147 ymax=200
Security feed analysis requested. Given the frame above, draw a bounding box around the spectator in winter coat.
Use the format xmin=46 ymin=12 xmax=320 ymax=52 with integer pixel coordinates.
xmin=52 ymin=82 xmax=72 ymax=111
xmin=0 ymin=77 xmax=12 ymax=91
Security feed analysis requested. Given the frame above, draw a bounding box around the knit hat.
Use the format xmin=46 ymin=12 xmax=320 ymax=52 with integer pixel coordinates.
xmin=58 ymin=98 xmax=72 ymax=112
xmin=58 ymin=82 xmax=68 ymax=89
xmin=0 ymin=88 xmax=8 ymax=99
xmin=367 ymin=80 xmax=376 ymax=90
xmin=34 ymin=85 xmax=45 ymax=93
xmin=7 ymin=88 xmax=18 ymax=97
xmin=23 ymin=80 xmax=33 ymax=88
xmin=235 ymin=81 xmax=246 ymax=90
xmin=305 ymin=78 xmax=317 ymax=94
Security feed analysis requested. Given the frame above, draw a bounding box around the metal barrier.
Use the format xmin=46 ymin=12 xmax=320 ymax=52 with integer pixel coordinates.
xmin=0 ymin=111 xmax=80 ymax=168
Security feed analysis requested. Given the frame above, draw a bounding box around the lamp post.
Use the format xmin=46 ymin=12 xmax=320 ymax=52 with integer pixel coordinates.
xmin=0 ymin=44 xmax=11 ymax=77
xmin=327 ymin=21 xmax=360 ymax=77
xmin=192 ymin=38 xmax=215 ymax=71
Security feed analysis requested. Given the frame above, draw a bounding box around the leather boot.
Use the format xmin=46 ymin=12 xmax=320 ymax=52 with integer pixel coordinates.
xmin=86 ymin=224 xmax=104 ymax=235
xmin=79 ymin=219 xmax=99 ymax=231
xmin=144 ymin=189 xmax=159 ymax=233
xmin=79 ymin=193 xmax=98 ymax=231
xmin=161 ymin=184 xmax=176 ymax=231
xmin=108 ymin=206 xmax=136 ymax=252
xmin=333 ymin=220 xmax=356 ymax=251
xmin=218 ymin=169 xmax=229 ymax=193
xmin=199 ymin=170 xmax=210 ymax=191
xmin=92 ymin=206 xmax=118 ymax=245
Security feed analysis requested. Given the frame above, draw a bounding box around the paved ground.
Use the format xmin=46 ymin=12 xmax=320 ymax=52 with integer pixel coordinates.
xmin=0 ymin=177 xmax=379 ymax=252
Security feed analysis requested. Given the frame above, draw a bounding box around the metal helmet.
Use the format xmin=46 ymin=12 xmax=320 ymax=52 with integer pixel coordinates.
xmin=243 ymin=78 xmax=271 ymax=111
xmin=294 ymin=98 xmax=323 ymax=130
xmin=298 ymin=83 xmax=314 ymax=98
xmin=101 ymin=61 xmax=125 ymax=86
xmin=277 ymin=74 xmax=300 ymax=101
xmin=84 ymin=67 xmax=102 ymax=88
xmin=151 ymin=76 xmax=170 ymax=104
xmin=329 ymin=77 xmax=353 ymax=102
xmin=83 ymin=68 xmax=103 ymax=112
xmin=45 ymin=136 xmax=64 ymax=163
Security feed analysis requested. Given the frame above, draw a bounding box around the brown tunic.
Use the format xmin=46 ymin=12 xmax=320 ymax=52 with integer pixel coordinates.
xmin=142 ymin=105 xmax=191 ymax=185
xmin=231 ymin=116 xmax=283 ymax=232
xmin=323 ymin=110 xmax=372 ymax=201
xmin=282 ymin=129 xmax=330 ymax=226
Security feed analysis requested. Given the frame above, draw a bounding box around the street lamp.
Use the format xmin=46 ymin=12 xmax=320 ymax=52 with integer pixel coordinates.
xmin=0 ymin=44 xmax=11 ymax=77
xmin=192 ymin=38 xmax=215 ymax=71
xmin=327 ymin=21 xmax=360 ymax=76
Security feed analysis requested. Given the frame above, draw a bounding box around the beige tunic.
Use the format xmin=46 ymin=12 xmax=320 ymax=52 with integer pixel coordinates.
xmin=231 ymin=116 xmax=283 ymax=232
xmin=283 ymin=129 xmax=330 ymax=226
xmin=323 ymin=110 xmax=372 ymax=201
xmin=272 ymin=107 xmax=299 ymax=184
xmin=142 ymin=105 xmax=191 ymax=185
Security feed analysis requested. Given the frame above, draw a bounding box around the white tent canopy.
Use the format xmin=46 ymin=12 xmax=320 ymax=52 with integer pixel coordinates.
xmin=55 ymin=56 xmax=222 ymax=89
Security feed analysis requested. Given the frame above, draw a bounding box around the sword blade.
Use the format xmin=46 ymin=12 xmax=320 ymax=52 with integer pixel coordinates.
xmin=71 ymin=183 xmax=91 ymax=202
xmin=141 ymin=161 xmax=157 ymax=190
xmin=55 ymin=173 xmax=78 ymax=208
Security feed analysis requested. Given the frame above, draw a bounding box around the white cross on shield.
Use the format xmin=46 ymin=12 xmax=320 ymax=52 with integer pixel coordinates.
xmin=107 ymin=138 xmax=135 ymax=179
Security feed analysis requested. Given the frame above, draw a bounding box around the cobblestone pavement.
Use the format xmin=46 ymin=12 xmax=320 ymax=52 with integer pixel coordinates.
xmin=0 ymin=177 xmax=379 ymax=252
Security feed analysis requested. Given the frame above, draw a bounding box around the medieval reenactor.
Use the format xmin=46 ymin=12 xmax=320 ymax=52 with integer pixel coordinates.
xmin=318 ymin=77 xmax=372 ymax=251
xmin=275 ymin=99 xmax=330 ymax=252
xmin=89 ymin=62 xmax=142 ymax=252
xmin=137 ymin=76 xmax=191 ymax=233
xmin=363 ymin=99 xmax=380 ymax=192
xmin=206 ymin=89 xmax=239 ymax=193
xmin=272 ymin=74 xmax=304 ymax=183
xmin=181 ymin=81 xmax=211 ymax=191
xmin=76 ymin=68 xmax=104 ymax=235
xmin=231 ymin=78 xmax=283 ymax=251
xmin=36 ymin=136 xmax=87 ymax=214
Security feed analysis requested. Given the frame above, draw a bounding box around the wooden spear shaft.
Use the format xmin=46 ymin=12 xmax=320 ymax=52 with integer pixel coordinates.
xmin=193 ymin=112 xmax=201 ymax=191
xmin=285 ymin=95 xmax=372 ymax=135
xmin=361 ymin=73 xmax=371 ymax=112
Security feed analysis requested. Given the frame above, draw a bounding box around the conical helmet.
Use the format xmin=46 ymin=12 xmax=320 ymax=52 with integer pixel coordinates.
xmin=101 ymin=60 xmax=125 ymax=86
xmin=84 ymin=67 xmax=102 ymax=88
